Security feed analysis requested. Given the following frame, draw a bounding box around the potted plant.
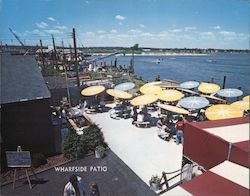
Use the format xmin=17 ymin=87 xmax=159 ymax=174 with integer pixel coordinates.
xmin=149 ymin=175 xmax=161 ymax=191
xmin=95 ymin=145 xmax=105 ymax=158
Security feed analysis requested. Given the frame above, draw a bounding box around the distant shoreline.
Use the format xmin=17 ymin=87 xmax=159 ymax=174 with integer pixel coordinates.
xmin=88 ymin=53 xmax=209 ymax=56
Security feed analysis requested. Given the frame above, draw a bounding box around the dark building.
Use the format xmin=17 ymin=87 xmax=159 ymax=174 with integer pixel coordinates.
xmin=1 ymin=54 xmax=56 ymax=158
xmin=44 ymin=76 xmax=85 ymax=106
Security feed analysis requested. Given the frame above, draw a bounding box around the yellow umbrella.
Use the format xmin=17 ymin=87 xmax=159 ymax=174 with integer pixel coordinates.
xmin=231 ymin=101 xmax=250 ymax=111
xmin=158 ymin=90 xmax=184 ymax=102
xmin=198 ymin=82 xmax=221 ymax=94
xmin=81 ymin=85 xmax=105 ymax=96
xmin=131 ymin=94 xmax=158 ymax=106
xmin=143 ymin=81 xmax=162 ymax=87
xmin=158 ymin=103 xmax=189 ymax=115
xmin=205 ymin=104 xmax=243 ymax=120
xmin=106 ymin=89 xmax=132 ymax=99
xmin=140 ymin=84 xmax=162 ymax=95
xmin=243 ymin=95 xmax=249 ymax=102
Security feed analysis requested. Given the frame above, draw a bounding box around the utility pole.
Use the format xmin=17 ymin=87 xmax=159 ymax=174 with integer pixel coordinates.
xmin=62 ymin=40 xmax=71 ymax=107
xmin=52 ymin=34 xmax=58 ymax=70
xmin=72 ymin=28 xmax=80 ymax=87
xmin=132 ymin=47 xmax=135 ymax=74
xmin=39 ymin=39 xmax=45 ymax=67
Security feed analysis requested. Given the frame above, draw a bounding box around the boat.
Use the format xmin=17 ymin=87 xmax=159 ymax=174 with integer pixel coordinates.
xmin=207 ymin=59 xmax=217 ymax=63
xmin=152 ymin=59 xmax=161 ymax=64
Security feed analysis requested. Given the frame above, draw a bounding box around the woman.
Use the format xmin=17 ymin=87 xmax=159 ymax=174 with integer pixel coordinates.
xmin=63 ymin=174 xmax=85 ymax=196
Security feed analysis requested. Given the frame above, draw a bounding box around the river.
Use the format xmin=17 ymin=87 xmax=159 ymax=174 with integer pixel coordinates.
xmin=94 ymin=53 xmax=250 ymax=95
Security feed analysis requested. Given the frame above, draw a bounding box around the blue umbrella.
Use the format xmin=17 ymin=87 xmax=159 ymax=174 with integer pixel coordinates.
xmin=217 ymin=88 xmax=243 ymax=98
xmin=180 ymin=81 xmax=200 ymax=89
xmin=115 ymin=82 xmax=135 ymax=91
xmin=179 ymin=96 xmax=209 ymax=110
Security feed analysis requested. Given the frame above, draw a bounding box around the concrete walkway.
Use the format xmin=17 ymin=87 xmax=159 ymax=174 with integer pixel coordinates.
xmin=1 ymin=150 xmax=155 ymax=196
xmin=87 ymin=104 xmax=183 ymax=189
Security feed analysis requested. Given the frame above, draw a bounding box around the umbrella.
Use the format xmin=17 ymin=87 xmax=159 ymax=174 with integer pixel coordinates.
xmin=217 ymin=88 xmax=243 ymax=98
xmin=114 ymin=82 xmax=135 ymax=91
xmin=106 ymin=89 xmax=132 ymax=99
xmin=159 ymin=80 xmax=180 ymax=88
xmin=198 ymin=82 xmax=220 ymax=94
xmin=81 ymin=85 xmax=105 ymax=96
xmin=200 ymin=94 xmax=226 ymax=103
xmin=177 ymin=88 xmax=200 ymax=95
xmin=140 ymin=84 xmax=162 ymax=95
xmin=158 ymin=90 xmax=184 ymax=102
xmin=179 ymin=96 xmax=209 ymax=110
xmin=231 ymin=101 xmax=250 ymax=111
xmin=205 ymin=104 xmax=243 ymax=120
xmin=143 ymin=81 xmax=162 ymax=87
xmin=243 ymin=95 xmax=249 ymax=102
xmin=158 ymin=103 xmax=189 ymax=115
xmin=131 ymin=94 xmax=158 ymax=106
xmin=180 ymin=81 xmax=200 ymax=89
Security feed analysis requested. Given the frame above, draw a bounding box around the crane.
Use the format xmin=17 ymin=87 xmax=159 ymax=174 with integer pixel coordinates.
xmin=9 ymin=28 xmax=25 ymax=46
xmin=9 ymin=28 xmax=29 ymax=55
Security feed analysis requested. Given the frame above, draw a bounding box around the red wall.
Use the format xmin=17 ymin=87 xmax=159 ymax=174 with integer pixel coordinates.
xmin=183 ymin=123 xmax=229 ymax=170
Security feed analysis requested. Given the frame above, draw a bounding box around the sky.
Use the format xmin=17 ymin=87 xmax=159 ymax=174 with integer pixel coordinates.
xmin=0 ymin=0 xmax=249 ymax=49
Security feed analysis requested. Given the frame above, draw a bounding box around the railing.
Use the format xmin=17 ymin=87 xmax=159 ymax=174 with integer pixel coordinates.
xmin=157 ymin=164 xmax=197 ymax=195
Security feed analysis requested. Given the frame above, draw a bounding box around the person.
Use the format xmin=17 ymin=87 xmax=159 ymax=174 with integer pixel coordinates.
xmin=63 ymin=174 xmax=85 ymax=196
xmin=157 ymin=118 xmax=165 ymax=130
xmin=175 ymin=117 xmax=185 ymax=145
xmin=89 ymin=182 xmax=100 ymax=196
xmin=132 ymin=107 xmax=138 ymax=124
xmin=137 ymin=111 xmax=144 ymax=123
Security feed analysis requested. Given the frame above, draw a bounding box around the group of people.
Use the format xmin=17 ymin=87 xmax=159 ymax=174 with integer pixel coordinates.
xmin=63 ymin=175 xmax=99 ymax=196
xmin=132 ymin=106 xmax=150 ymax=124
xmin=157 ymin=115 xmax=185 ymax=145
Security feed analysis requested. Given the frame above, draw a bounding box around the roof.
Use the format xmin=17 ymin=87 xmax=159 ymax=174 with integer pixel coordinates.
xmin=1 ymin=54 xmax=51 ymax=104
xmin=183 ymin=117 xmax=249 ymax=169
xmin=168 ymin=161 xmax=249 ymax=195
xmin=204 ymin=123 xmax=249 ymax=143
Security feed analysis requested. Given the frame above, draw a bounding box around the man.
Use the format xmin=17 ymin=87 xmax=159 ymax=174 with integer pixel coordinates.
xmin=175 ymin=117 xmax=185 ymax=145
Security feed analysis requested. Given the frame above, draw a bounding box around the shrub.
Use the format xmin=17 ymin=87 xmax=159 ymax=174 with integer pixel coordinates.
xmin=62 ymin=124 xmax=107 ymax=159
xmin=31 ymin=153 xmax=47 ymax=168
xmin=149 ymin=175 xmax=161 ymax=185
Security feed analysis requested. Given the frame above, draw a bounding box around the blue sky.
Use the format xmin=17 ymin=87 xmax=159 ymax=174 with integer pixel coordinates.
xmin=0 ymin=0 xmax=249 ymax=49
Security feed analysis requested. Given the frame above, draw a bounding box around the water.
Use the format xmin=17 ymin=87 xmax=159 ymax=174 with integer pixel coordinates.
xmin=93 ymin=53 xmax=250 ymax=95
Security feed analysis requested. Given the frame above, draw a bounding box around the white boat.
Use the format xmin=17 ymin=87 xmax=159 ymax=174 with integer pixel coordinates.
xmin=152 ymin=59 xmax=161 ymax=64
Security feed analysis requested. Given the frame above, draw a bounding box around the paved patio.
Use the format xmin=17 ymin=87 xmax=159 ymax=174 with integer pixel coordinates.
xmin=87 ymin=104 xmax=183 ymax=190
xmin=1 ymin=150 xmax=155 ymax=196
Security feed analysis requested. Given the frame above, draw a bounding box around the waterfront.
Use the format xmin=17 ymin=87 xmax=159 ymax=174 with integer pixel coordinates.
xmin=98 ymin=54 xmax=250 ymax=95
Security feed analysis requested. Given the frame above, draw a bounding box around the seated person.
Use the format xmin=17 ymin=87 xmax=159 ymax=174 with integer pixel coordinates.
xmin=137 ymin=112 xmax=144 ymax=123
xmin=157 ymin=118 xmax=170 ymax=132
